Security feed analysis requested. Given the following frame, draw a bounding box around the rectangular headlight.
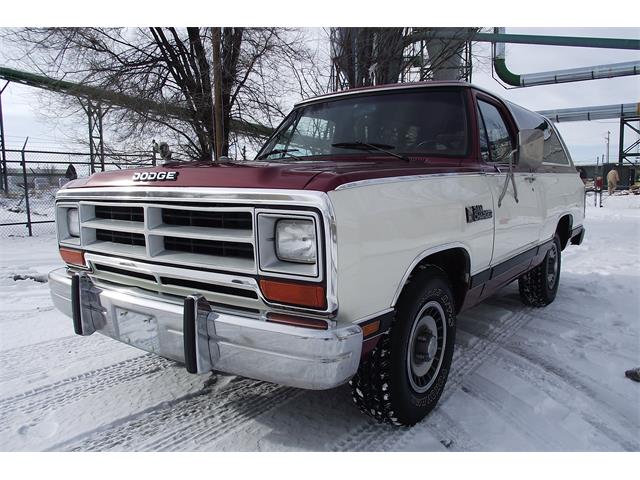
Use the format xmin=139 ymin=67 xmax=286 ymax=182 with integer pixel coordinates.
xmin=276 ymin=219 xmax=317 ymax=264
xmin=67 ymin=207 xmax=80 ymax=237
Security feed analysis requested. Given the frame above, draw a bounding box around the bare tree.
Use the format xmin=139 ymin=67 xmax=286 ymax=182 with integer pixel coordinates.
xmin=329 ymin=27 xmax=481 ymax=90
xmin=3 ymin=27 xmax=323 ymax=159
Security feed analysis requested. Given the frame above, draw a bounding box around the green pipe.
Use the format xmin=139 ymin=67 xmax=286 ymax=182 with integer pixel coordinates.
xmin=493 ymin=57 xmax=521 ymax=87
xmin=405 ymin=30 xmax=640 ymax=51
xmin=0 ymin=66 xmax=191 ymax=119
xmin=474 ymin=32 xmax=639 ymax=50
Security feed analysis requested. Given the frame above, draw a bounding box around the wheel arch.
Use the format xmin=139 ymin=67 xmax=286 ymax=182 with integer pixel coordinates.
xmin=556 ymin=214 xmax=573 ymax=250
xmin=391 ymin=244 xmax=471 ymax=314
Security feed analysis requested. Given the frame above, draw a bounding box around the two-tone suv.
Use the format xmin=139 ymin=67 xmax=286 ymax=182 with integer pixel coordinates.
xmin=49 ymin=81 xmax=585 ymax=426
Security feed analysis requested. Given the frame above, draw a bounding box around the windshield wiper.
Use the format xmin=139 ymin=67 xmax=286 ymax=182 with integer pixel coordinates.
xmin=331 ymin=142 xmax=410 ymax=162
xmin=257 ymin=148 xmax=301 ymax=160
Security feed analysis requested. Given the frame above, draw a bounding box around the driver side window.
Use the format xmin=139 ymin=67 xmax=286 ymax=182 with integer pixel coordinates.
xmin=477 ymin=100 xmax=513 ymax=163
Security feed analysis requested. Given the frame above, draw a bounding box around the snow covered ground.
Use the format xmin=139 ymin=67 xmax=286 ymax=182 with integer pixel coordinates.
xmin=0 ymin=194 xmax=638 ymax=452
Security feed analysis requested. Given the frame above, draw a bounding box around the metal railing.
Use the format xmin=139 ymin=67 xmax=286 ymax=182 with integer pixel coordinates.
xmin=0 ymin=148 xmax=155 ymax=237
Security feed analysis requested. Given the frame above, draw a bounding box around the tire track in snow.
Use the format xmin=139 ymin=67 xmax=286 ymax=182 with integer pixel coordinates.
xmin=492 ymin=348 xmax=640 ymax=451
xmin=0 ymin=354 xmax=172 ymax=429
xmin=332 ymin=308 xmax=530 ymax=451
xmin=146 ymin=384 xmax=302 ymax=451
xmin=0 ymin=334 xmax=133 ymax=384
xmin=54 ymin=378 xmax=300 ymax=452
xmin=497 ymin=333 xmax=640 ymax=432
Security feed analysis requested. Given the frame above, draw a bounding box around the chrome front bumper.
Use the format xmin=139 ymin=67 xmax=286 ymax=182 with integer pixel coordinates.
xmin=49 ymin=268 xmax=362 ymax=390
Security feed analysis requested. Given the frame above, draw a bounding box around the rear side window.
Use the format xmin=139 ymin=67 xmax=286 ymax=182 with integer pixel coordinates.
xmin=507 ymin=102 xmax=572 ymax=166
xmin=477 ymin=100 xmax=514 ymax=163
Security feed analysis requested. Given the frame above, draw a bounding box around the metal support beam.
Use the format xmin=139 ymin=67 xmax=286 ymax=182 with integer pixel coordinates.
xmin=20 ymin=137 xmax=32 ymax=236
xmin=84 ymin=100 xmax=107 ymax=173
xmin=619 ymin=116 xmax=640 ymax=167
xmin=82 ymin=100 xmax=106 ymax=173
xmin=0 ymin=81 xmax=8 ymax=193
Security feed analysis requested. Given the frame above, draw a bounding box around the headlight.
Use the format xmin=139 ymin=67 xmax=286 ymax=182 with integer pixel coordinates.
xmin=67 ymin=208 xmax=80 ymax=237
xmin=275 ymin=219 xmax=317 ymax=264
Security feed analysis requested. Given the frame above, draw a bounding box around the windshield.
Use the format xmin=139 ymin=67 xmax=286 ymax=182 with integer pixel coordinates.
xmin=257 ymin=89 xmax=469 ymax=161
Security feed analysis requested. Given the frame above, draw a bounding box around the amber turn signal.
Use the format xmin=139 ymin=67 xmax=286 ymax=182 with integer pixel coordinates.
xmin=259 ymin=279 xmax=326 ymax=309
xmin=361 ymin=320 xmax=380 ymax=338
xmin=266 ymin=313 xmax=328 ymax=330
xmin=59 ymin=247 xmax=86 ymax=267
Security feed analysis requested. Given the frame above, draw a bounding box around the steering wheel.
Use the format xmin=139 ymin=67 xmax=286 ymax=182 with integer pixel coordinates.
xmin=413 ymin=140 xmax=438 ymax=151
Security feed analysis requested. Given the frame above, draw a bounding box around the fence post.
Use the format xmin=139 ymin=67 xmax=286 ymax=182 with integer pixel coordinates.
xmin=20 ymin=137 xmax=32 ymax=236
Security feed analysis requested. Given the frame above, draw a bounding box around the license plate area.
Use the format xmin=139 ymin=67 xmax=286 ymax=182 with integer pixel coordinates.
xmin=114 ymin=307 xmax=160 ymax=353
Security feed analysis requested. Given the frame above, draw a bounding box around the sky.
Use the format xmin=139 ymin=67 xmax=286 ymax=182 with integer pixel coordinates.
xmin=0 ymin=27 xmax=639 ymax=164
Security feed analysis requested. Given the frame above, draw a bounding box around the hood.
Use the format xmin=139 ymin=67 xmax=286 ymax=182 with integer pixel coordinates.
xmin=63 ymin=156 xmax=479 ymax=192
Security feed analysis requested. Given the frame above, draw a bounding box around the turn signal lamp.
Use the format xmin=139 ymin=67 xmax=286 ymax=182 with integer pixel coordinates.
xmin=59 ymin=247 xmax=86 ymax=267
xmin=259 ymin=279 xmax=326 ymax=309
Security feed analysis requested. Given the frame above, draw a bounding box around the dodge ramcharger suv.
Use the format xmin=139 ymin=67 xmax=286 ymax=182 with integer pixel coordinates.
xmin=49 ymin=81 xmax=585 ymax=426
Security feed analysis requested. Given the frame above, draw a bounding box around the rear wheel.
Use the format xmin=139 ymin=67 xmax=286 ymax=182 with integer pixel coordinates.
xmin=518 ymin=234 xmax=561 ymax=307
xmin=350 ymin=266 xmax=456 ymax=426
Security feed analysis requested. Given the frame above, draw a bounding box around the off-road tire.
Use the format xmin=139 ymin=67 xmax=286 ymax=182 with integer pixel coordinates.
xmin=350 ymin=266 xmax=456 ymax=426
xmin=518 ymin=234 xmax=562 ymax=307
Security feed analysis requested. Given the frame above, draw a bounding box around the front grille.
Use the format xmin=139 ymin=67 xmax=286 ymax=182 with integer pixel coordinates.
xmin=164 ymin=236 xmax=254 ymax=260
xmin=96 ymin=229 xmax=146 ymax=246
xmin=94 ymin=264 xmax=156 ymax=282
xmin=160 ymin=277 xmax=258 ymax=299
xmin=90 ymin=259 xmax=261 ymax=312
xmin=95 ymin=205 xmax=144 ymax=222
xmin=78 ymin=201 xmax=256 ymax=274
xmin=162 ymin=209 xmax=251 ymax=230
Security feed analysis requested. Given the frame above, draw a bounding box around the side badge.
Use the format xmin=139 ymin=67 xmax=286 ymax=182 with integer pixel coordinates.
xmin=466 ymin=205 xmax=493 ymax=223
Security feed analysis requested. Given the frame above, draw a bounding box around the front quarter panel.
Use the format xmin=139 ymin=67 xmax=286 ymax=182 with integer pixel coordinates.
xmin=328 ymin=174 xmax=495 ymax=323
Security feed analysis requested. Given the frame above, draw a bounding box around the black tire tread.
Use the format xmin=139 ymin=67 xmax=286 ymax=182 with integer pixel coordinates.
xmin=518 ymin=235 xmax=561 ymax=307
xmin=350 ymin=266 xmax=454 ymax=426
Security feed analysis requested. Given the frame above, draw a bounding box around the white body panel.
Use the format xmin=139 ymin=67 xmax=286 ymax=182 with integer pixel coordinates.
xmin=329 ymin=170 xmax=585 ymax=324
xmin=329 ymin=175 xmax=494 ymax=323
xmin=537 ymin=171 xmax=585 ymax=241
xmin=486 ymin=172 xmax=545 ymax=264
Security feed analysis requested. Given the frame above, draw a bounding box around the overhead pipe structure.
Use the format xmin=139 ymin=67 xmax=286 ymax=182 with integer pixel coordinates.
xmin=492 ymin=28 xmax=640 ymax=87
xmin=0 ymin=67 xmax=273 ymax=164
xmin=403 ymin=29 xmax=640 ymax=51
xmin=536 ymin=103 xmax=640 ymax=123
xmin=536 ymin=103 xmax=640 ymax=168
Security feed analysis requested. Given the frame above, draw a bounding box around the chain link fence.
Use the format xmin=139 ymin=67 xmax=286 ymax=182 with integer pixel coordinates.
xmin=0 ymin=149 xmax=155 ymax=237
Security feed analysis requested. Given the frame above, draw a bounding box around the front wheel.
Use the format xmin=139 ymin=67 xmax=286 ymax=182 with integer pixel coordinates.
xmin=518 ymin=234 xmax=561 ymax=307
xmin=350 ymin=266 xmax=456 ymax=426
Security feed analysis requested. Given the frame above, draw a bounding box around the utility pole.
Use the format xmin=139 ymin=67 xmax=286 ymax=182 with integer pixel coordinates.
xmin=605 ymin=131 xmax=610 ymax=164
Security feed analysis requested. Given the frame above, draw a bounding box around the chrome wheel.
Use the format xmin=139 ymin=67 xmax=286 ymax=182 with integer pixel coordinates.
xmin=406 ymin=300 xmax=447 ymax=393
xmin=546 ymin=243 xmax=559 ymax=289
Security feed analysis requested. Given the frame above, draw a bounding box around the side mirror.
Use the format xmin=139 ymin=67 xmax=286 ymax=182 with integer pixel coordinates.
xmin=518 ymin=129 xmax=544 ymax=171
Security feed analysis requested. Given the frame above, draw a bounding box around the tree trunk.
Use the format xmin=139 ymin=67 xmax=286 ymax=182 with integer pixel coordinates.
xmin=211 ymin=27 xmax=224 ymax=160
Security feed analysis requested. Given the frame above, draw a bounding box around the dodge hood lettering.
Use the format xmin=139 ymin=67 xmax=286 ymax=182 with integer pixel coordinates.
xmin=132 ymin=171 xmax=178 ymax=181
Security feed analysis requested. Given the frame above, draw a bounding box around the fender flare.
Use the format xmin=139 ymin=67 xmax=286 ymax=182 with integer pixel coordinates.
xmin=390 ymin=242 xmax=473 ymax=308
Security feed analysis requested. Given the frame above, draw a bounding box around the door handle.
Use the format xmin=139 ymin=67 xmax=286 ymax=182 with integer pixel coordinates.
xmin=524 ymin=176 xmax=536 ymax=183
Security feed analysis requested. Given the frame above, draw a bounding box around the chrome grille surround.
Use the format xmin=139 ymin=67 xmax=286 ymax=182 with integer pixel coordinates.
xmin=56 ymin=187 xmax=338 ymax=318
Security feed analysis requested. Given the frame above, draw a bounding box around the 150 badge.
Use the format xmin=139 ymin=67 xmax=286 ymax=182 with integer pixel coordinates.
xmin=466 ymin=205 xmax=493 ymax=223
xmin=132 ymin=171 xmax=178 ymax=181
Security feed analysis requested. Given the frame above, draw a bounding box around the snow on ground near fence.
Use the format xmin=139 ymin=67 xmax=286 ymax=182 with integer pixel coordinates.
xmin=0 ymin=194 xmax=638 ymax=451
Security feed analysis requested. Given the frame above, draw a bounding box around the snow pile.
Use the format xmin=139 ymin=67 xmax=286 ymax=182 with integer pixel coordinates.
xmin=0 ymin=195 xmax=638 ymax=451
